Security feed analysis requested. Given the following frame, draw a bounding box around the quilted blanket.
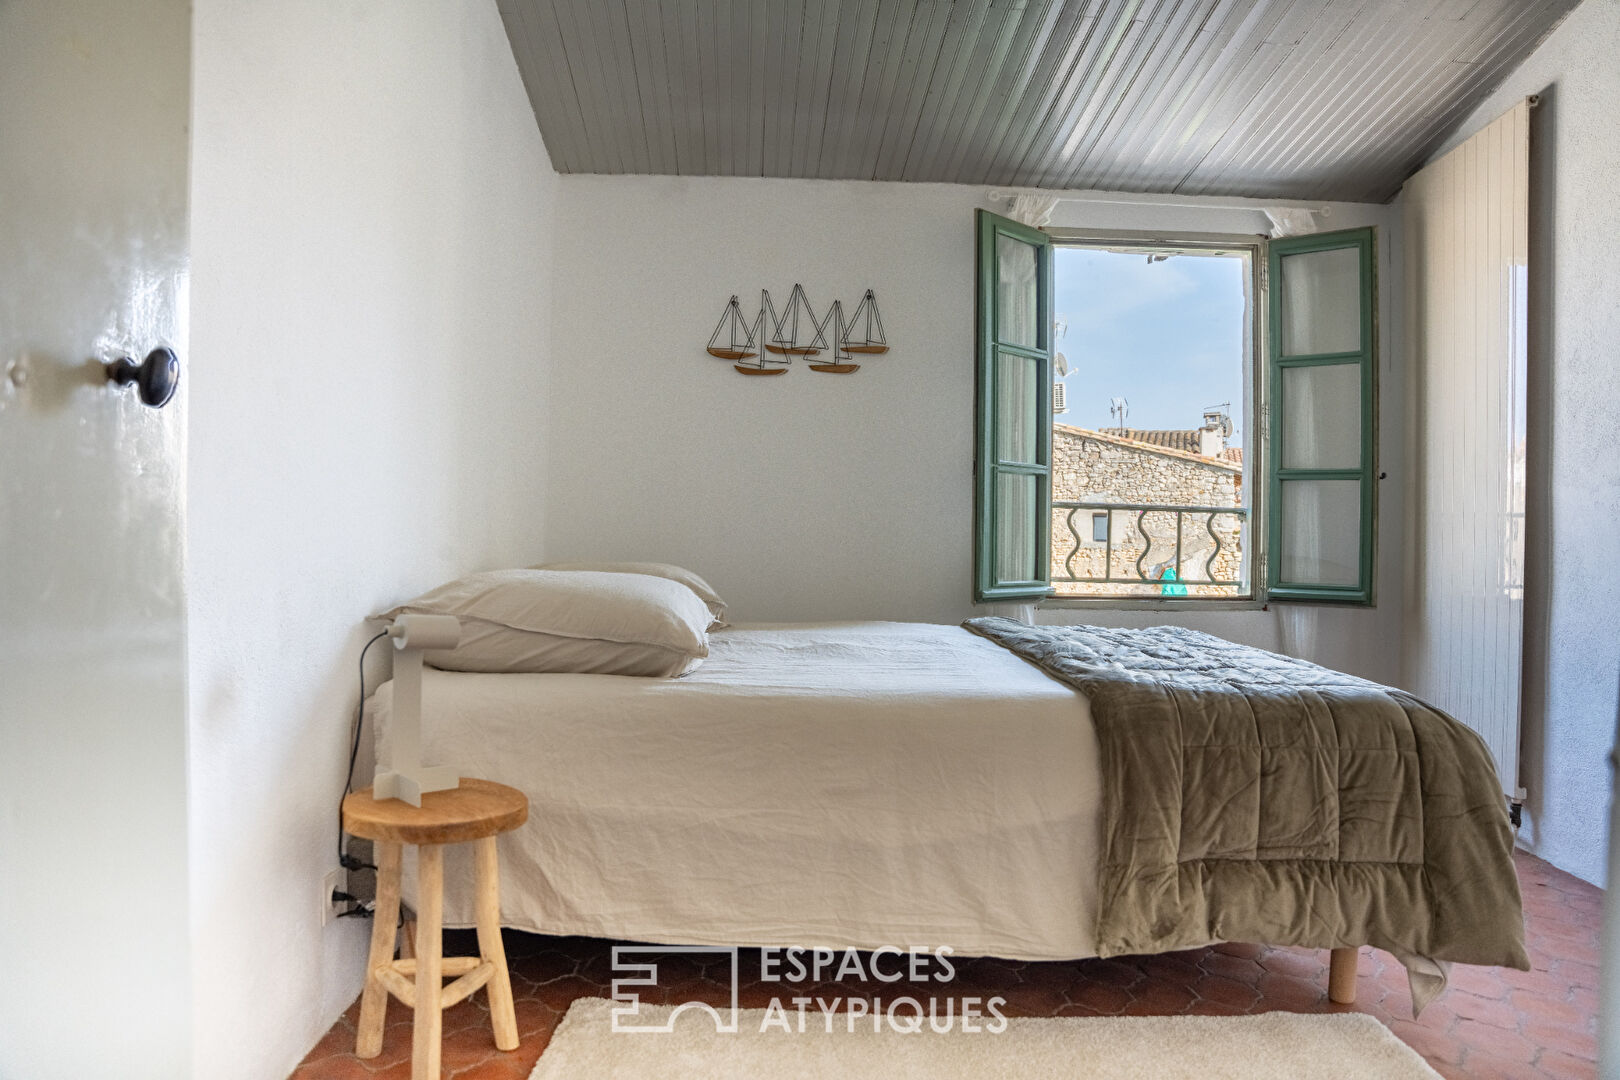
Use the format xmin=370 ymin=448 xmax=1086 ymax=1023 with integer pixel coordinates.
xmin=964 ymin=617 xmax=1528 ymax=1011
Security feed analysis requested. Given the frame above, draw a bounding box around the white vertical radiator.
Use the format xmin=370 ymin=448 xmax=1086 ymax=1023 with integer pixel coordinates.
xmin=1401 ymin=100 xmax=1531 ymax=799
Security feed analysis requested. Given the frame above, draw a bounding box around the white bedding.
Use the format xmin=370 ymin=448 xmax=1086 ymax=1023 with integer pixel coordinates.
xmin=369 ymin=621 xmax=1104 ymax=960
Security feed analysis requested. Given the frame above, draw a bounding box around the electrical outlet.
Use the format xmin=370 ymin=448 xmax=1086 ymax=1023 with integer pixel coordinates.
xmin=322 ymin=868 xmax=344 ymax=927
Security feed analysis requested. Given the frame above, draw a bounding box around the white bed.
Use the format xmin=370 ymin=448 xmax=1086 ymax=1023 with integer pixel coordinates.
xmin=369 ymin=621 xmax=1107 ymax=960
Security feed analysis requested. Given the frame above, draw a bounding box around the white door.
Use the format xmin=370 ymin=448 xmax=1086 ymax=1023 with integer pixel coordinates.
xmin=0 ymin=2 xmax=193 ymax=1076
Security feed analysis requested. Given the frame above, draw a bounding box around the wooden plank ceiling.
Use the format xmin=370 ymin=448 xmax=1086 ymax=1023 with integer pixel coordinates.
xmin=497 ymin=0 xmax=1577 ymax=202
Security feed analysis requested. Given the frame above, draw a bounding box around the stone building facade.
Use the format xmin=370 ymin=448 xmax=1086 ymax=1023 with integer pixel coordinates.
xmin=1050 ymin=424 xmax=1246 ymax=598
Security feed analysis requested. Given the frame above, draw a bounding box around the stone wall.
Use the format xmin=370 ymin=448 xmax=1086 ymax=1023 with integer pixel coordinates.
xmin=1051 ymin=426 xmax=1245 ymax=597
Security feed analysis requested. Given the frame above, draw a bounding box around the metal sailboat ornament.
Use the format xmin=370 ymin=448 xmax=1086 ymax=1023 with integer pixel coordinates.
xmin=729 ymin=291 xmax=789 ymax=375
xmin=706 ymin=294 xmax=759 ymax=362
xmin=808 ymin=299 xmax=859 ymax=373
xmin=842 ymin=289 xmax=887 ymax=354
xmin=765 ymin=283 xmax=827 ymax=357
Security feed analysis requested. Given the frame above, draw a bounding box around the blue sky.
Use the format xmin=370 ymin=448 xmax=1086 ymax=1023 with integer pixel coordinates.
xmin=1053 ymin=246 xmax=1246 ymax=443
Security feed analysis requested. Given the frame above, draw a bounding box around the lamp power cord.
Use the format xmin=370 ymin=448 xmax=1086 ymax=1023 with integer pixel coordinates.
xmin=333 ymin=630 xmax=390 ymax=911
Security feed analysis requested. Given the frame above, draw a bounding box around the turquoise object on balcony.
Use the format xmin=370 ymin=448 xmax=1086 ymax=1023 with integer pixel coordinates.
xmin=1159 ymin=566 xmax=1189 ymax=597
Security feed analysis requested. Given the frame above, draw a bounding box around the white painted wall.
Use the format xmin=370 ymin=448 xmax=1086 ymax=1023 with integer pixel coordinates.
xmin=546 ymin=178 xmax=1403 ymax=682
xmin=549 ymin=178 xmax=978 ymax=624
xmin=0 ymin=3 xmax=193 ymax=1076
xmin=1423 ymin=0 xmax=1620 ymax=887
xmin=187 ymin=2 xmax=557 ymax=1076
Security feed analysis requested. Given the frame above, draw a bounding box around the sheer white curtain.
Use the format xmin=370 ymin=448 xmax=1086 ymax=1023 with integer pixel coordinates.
xmin=996 ymin=234 xmax=1039 ymax=348
xmin=1008 ymin=194 xmax=1060 ymax=228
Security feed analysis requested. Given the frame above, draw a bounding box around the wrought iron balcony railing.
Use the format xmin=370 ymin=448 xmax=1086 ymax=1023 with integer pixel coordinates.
xmin=1053 ymin=501 xmax=1250 ymax=588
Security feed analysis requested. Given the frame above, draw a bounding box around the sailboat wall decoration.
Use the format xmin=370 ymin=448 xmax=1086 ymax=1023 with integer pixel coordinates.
xmin=730 ymin=290 xmax=789 ymax=375
xmin=842 ymin=289 xmax=887 ymax=354
xmin=808 ymin=300 xmax=859 ymax=373
xmin=765 ymin=284 xmax=826 ymax=356
xmin=706 ymin=294 xmax=757 ymax=361
xmin=702 ymin=288 xmax=886 ymax=376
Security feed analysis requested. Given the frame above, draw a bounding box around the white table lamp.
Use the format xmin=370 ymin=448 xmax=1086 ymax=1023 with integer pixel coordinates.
xmin=373 ymin=613 xmax=462 ymax=806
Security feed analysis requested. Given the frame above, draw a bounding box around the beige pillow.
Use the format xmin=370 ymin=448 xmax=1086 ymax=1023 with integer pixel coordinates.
xmin=531 ymin=561 xmax=728 ymax=627
xmin=376 ymin=570 xmax=711 ymax=677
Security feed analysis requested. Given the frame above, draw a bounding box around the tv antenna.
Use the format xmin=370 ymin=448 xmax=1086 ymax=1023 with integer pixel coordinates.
xmin=1109 ymin=397 xmax=1128 ymax=426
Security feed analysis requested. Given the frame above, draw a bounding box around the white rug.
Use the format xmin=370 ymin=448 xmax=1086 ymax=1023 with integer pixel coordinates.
xmin=529 ymin=997 xmax=1441 ymax=1079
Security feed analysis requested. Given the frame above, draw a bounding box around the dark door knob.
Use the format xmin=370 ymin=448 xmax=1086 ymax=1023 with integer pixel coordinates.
xmin=106 ymin=347 xmax=180 ymax=408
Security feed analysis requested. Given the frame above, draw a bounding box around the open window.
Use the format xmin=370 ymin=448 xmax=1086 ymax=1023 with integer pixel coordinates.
xmin=1044 ymin=233 xmax=1257 ymax=601
xmin=973 ymin=209 xmax=1054 ymax=602
xmin=1266 ymin=227 xmax=1377 ymax=604
xmin=973 ymin=214 xmax=1377 ymax=607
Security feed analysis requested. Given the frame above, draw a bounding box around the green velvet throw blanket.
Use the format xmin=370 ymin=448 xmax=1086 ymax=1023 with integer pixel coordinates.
xmin=964 ymin=617 xmax=1528 ymax=1013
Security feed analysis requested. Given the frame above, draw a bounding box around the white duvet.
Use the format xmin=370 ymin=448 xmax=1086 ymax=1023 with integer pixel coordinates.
xmin=369 ymin=621 xmax=1104 ymax=960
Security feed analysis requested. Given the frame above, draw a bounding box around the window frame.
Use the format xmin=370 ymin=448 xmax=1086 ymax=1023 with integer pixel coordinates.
xmin=1265 ymin=226 xmax=1378 ymax=606
xmin=973 ymin=209 xmax=1056 ymax=603
xmin=1038 ymin=228 xmax=1268 ymax=611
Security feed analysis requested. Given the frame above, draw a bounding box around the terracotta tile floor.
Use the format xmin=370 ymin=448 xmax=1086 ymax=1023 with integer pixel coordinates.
xmin=292 ymin=851 xmax=1600 ymax=1079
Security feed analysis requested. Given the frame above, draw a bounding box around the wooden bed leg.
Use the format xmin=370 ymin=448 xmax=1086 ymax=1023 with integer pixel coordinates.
xmin=1329 ymin=947 xmax=1358 ymax=1004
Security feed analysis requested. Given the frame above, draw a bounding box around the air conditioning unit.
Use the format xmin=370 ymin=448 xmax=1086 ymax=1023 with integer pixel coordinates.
xmin=1053 ymin=380 xmax=1067 ymax=414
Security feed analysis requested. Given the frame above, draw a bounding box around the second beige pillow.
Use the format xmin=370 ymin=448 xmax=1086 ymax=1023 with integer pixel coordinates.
xmin=531 ymin=560 xmax=728 ymax=627
xmin=376 ymin=569 xmax=711 ymax=677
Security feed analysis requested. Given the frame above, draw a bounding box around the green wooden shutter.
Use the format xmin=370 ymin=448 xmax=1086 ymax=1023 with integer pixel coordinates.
xmin=974 ymin=209 xmax=1055 ymax=603
xmin=1266 ymin=227 xmax=1377 ymax=604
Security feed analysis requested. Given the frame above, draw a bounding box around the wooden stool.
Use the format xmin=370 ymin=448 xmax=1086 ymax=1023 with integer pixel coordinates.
xmin=343 ymin=778 xmax=529 ymax=1080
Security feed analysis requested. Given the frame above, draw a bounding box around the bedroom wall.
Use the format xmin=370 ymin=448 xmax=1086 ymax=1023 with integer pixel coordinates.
xmin=546 ymin=179 xmax=1404 ymax=683
xmin=1420 ymin=0 xmax=1620 ymax=887
xmin=186 ymin=2 xmax=558 ymax=1077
